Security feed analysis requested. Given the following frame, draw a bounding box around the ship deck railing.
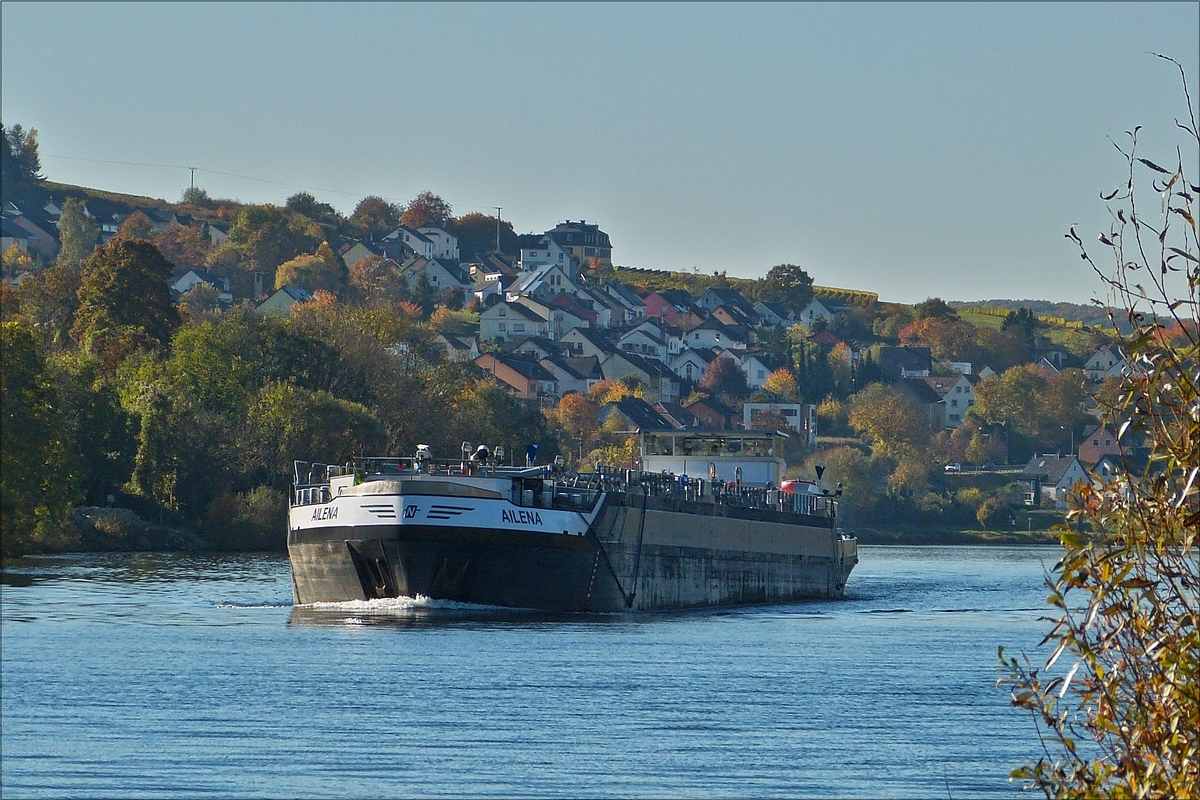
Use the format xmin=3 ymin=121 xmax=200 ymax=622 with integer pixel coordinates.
xmin=291 ymin=458 xmax=835 ymax=520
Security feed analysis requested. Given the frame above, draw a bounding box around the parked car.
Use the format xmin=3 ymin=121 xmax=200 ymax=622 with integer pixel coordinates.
xmin=944 ymin=462 xmax=962 ymax=472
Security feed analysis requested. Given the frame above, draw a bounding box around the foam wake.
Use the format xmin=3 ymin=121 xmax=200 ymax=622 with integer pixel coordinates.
xmin=301 ymin=594 xmax=510 ymax=613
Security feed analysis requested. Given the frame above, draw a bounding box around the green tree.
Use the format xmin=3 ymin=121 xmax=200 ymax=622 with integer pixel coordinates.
xmin=1001 ymin=59 xmax=1199 ymax=797
xmin=241 ymin=381 xmax=385 ymax=489
xmin=55 ymin=197 xmax=100 ymax=270
xmin=349 ymin=196 xmax=402 ymax=240
xmin=177 ymin=282 xmax=221 ymax=323
xmin=285 ymin=191 xmax=337 ymax=221
xmin=400 ymin=190 xmax=452 ymax=229
xmin=227 ymin=204 xmax=321 ymax=274
xmin=755 ymin=263 xmax=814 ymax=313
xmin=449 ymin=212 xmax=518 ymax=258
xmin=274 ymin=242 xmax=346 ymax=293
xmin=72 ymin=238 xmax=181 ymax=366
xmin=180 ymin=186 xmax=214 ymax=208
xmin=14 ymin=262 xmax=81 ymax=353
xmin=913 ymin=297 xmax=959 ymax=321
xmin=1 ymin=321 xmax=79 ymax=554
xmin=970 ymin=365 xmax=1046 ymax=438
xmin=48 ymin=352 xmax=137 ymax=505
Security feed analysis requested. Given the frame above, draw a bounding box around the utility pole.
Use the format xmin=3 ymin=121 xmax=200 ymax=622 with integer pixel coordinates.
xmin=494 ymin=207 xmax=502 ymax=253
xmin=188 ymin=167 xmax=197 ymax=189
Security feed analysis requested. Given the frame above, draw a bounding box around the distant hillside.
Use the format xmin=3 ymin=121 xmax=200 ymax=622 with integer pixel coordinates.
xmin=40 ymin=181 xmax=245 ymax=225
xmin=948 ymin=299 xmax=1115 ymax=328
xmin=611 ymin=265 xmax=877 ymax=308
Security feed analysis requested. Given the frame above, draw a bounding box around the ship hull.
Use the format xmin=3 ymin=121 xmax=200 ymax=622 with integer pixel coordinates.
xmin=289 ymin=495 xmax=857 ymax=612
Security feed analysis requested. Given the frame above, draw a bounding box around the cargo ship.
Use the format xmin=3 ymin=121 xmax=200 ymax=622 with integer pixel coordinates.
xmin=287 ymin=430 xmax=857 ymax=612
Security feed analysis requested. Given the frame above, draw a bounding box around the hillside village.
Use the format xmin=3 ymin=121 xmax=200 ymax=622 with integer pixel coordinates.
xmin=2 ymin=124 xmax=1163 ymax=549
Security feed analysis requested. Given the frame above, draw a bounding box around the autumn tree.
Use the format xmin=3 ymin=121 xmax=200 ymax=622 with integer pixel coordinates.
xmin=72 ymin=238 xmax=181 ymax=366
xmin=754 ymin=263 xmax=814 ymax=313
xmin=700 ymin=356 xmax=750 ymax=402
xmin=55 ymin=197 xmax=100 ymax=270
xmin=2 ymin=242 xmax=39 ymax=273
xmin=348 ymin=254 xmax=409 ymax=306
xmin=556 ymin=392 xmax=600 ymax=445
xmin=113 ymin=210 xmax=155 ymax=242
xmin=761 ymin=367 xmax=799 ymax=399
xmin=400 ymin=190 xmax=452 ymax=229
xmin=848 ymin=382 xmax=931 ymax=461
xmin=153 ymin=223 xmax=212 ymax=273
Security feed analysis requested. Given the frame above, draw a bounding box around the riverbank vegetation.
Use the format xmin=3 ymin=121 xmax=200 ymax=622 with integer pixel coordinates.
xmin=1001 ymin=58 xmax=1199 ymax=797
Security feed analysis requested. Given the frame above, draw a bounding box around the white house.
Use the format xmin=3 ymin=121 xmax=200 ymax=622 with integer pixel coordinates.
xmin=798 ymin=298 xmax=849 ymax=328
xmin=739 ymin=352 xmax=783 ymax=390
xmin=560 ymin=326 xmax=614 ymax=360
xmin=383 ymin=226 xmax=435 ymax=260
xmin=600 ymin=351 xmax=681 ymax=405
xmin=172 ymin=269 xmax=233 ymax=305
xmin=686 ymin=318 xmax=748 ymax=351
xmin=617 ymin=327 xmax=669 ymax=363
xmin=479 ymin=300 xmax=550 ymax=342
xmin=339 ymin=241 xmax=380 ymax=269
xmin=1084 ymin=347 xmax=1128 ymax=382
xmin=670 ymin=349 xmax=716 ymax=383
xmin=518 ymin=235 xmax=575 ymax=278
xmin=400 ymin=256 xmax=471 ymax=300
xmin=506 ymin=262 xmax=578 ymax=302
xmin=913 ymin=374 xmax=976 ymax=428
xmin=514 ymin=297 xmax=587 ymax=340
xmin=416 ymin=224 xmax=459 ymax=261
xmin=435 ymin=332 xmax=479 ymax=363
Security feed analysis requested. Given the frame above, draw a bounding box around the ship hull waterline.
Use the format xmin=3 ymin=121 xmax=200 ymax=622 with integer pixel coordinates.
xmin=289 ymin=499 xmax=857 ymax=613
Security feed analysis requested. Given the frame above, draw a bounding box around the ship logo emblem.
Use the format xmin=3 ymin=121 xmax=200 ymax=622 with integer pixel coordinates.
xmin=361 ymin=503 xmax=397 ymax=520
xmin=403 ymin=505 xmax=419 ymax=519
xmin=427 ymin=505 xmax=473 ymax=520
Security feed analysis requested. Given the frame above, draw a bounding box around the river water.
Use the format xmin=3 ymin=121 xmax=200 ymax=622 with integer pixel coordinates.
xmin=1 ymin=545 xmax=1060 ymax=798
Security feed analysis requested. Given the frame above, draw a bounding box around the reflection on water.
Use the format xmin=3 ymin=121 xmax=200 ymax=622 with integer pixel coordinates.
xmin=2 ymin=546 xmax=1059 ymax=799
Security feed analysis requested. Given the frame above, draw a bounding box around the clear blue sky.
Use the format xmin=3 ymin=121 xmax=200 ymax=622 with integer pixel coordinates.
xmin=3 ymin=2 xmax=1196 ymax=305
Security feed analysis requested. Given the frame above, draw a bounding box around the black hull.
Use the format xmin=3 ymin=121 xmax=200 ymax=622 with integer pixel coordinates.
xmin=289 ymin=505 xmax=856 ymax=612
